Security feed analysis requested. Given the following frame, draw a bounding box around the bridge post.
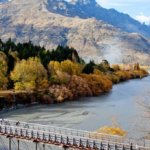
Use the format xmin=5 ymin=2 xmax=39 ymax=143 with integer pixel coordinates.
xmin=67 ymin=137 xmax=69 ymax=145
xmin=107 ymin=143 xmax=110 ymax=150
xmin=49 ymin=134 xmax=51 ymax=142
xmin=43 ymin=144 xmax=45 ymax=150
xmin=17 ymin=140 xmax=20 ymax=150
xmin=43 ymin=132 xmax=45 ymax=140
xmin=35 ymin=142 xmax=38 ymax=150
xmin=73 ymin=138 xmax=76 ymax=146
xmin=79 ymin=139 xmax=83 ymax=147
xmin=31 ymin=131 xmax=34 ymax=138
xmin=100 ymin=142 xmax=103 ymax=150
xmin=20 ymin=129 xmax=23 ymax=136
xmin=54 ymin=135 xmax=57 ymax=142
xmin=9 ymin=138 xmax=11 ymax=150
xmin=122 ymin=145 xmax=125 ymax=150
xmin=61 ymin=136 xmax=63 ymax=144
xmin=130 ymin=143 xmax=133 ymax=150
xmin=93 ymin=141 xmax=96 ymax=149
xmin=86 ymin=139 xmax=89 ymax=148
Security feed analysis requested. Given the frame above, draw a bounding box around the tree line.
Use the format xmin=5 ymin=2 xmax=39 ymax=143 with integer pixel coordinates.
xmin=0 ymin=39 xmax=148 ymax=106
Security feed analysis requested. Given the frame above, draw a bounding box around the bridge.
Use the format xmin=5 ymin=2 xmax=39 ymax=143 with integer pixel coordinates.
xmin=0 ymin=119 xmax=150 ymax=150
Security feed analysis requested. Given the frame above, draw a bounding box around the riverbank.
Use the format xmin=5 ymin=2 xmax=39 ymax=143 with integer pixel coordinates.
xmin=0 ymin=41 xmax=149 ymax=110
xmin=0 ymin=72 xmax=148 ymax=112
xmin=0 ymin=68 xmax=148 ymax=111
xmin=1 ymin=76 xmax=150 ymax=139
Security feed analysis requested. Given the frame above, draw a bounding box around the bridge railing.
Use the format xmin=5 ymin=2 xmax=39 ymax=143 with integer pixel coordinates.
xmin=0 ymin=124 xmax=149 ymax=150
xmin=0 ymin=119 xmax=150 ymax=148
xmin=0 ymin=119 xmax=128 ymax=143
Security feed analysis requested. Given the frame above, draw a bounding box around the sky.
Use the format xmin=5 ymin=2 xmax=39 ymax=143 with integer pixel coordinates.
xmin=98 ymin=0 xmax=150 ymax=25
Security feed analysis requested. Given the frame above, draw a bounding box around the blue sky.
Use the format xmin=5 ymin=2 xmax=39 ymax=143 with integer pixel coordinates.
xmin=97 ymin=0 xmax=150 ymax=25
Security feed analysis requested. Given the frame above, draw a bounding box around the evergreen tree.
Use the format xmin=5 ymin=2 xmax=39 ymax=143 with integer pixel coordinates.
xmin=82 ymin=60 xmax=95 ymax=74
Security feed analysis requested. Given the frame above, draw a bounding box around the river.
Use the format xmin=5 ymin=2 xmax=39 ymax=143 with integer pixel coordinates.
xmin=1 ymin=76 xmax=150 ymax=140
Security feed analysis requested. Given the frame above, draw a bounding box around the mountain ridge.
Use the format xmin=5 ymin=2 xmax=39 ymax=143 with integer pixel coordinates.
xmin=0 ymin=0 xmax=150 ymax=64
xmin=45 ymin=0 xmax=150 ymax=38
xmin=1 ymin=0 xmax=150 ymax=37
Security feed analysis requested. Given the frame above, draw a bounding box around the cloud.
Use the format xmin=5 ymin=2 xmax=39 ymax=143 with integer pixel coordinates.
xmin=135 ymin=13 xmax=150 ymax=25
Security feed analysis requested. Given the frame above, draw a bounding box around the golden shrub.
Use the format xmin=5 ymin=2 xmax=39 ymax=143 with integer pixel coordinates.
xmin=115 ymin=71 xmax=132 ymax=81
xmin=68 ymin=75 xmax=92 ymax=97
xmin=81 ymin=74 xmax=112 ymax=95
xmin=107 ymin=74 xmax=120 ymax=84
xmin=97 ymin=126 xmax=126 ymax=136
xmin=49 ymin=85 xmax=73 ymax=102
xmin=111 ymin=64 xmax=120 ymax=71
xmin=48 ymin=60 xmax=83 ymax=76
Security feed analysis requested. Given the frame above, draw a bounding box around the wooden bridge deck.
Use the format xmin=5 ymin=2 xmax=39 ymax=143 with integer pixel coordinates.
xmin=0 ymin=119 xmax=150 ymax=150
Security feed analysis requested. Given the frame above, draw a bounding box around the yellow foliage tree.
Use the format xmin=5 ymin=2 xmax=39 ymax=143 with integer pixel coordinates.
xmin=48 ymin=61 xmax=61 ymax=76
xmin=0 ymin=52 xmax=8 ymax=90
xmin=60 ymin=60 xmax=83 ymax=75
xmin=111 ymin=64 xmax=120 ymax=71
xmin=11 ymin=57 xmax=48 ymax=90
xmin=48 ymin=60 xmax=83 ymax=76
xmin=48 ymin=60 xmax=83 ymax=84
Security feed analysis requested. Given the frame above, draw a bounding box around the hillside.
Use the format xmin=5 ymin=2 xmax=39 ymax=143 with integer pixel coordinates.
xmin=46 ymin=0 xmax=150 ymax=38
xmin=0 ymin=0 xmax=150 ymax=64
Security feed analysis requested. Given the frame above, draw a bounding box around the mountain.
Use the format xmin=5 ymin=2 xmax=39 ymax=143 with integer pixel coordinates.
xmin=0 ymin=0 xmax=9 ymax=3
xmin=46 ymin=0 xmax=150 ymax=38
xmin=0 ymin=0 xmax=150 ymax=64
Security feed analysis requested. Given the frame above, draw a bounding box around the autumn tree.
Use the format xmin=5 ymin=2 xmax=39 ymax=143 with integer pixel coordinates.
xmin=68 ymin=75 xmax=92 ymax=97
xmin=48 ymin=61 xmax=61 ymax=76
xmin=111 ymin=64 xmax=120 ymax=72
xmin=134 ymin=63 xmax=140 ymax=70
xmin=48 ymin=61 xmax=66 ymax=84
xmin=48 ymin=60 xmax=83 ymax=84
xmin=11 ymin=57 xmax=48 ymax=90
xmin=0 ymin=52 xmax=8 ymax=90
xmin=81 ymin=74 xmax=112 ymax=95
xmin=60 ymin=60 xmax=83 ymax=75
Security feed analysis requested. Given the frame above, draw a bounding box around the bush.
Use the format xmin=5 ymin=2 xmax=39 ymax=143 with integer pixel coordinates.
xmin=49 ymin=85 xmax=73 ymax=102
xmin=68 ymin=75 xmax=92 ymax=97
xmin=81 ymin=74 xmax=112 ymax=95
xmin=115 ymin=71 xmax=131 ymax=81
xmin=97 ymin=126 xmax=126 ymax=136
xmin=107 ymin=74 xmax=120 ymax=84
